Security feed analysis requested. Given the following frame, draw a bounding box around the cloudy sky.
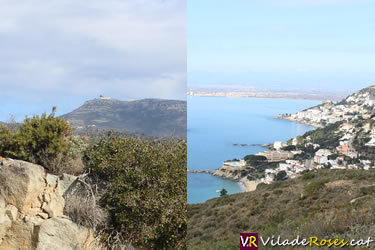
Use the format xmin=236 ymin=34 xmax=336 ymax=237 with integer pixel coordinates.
xmin=0 ymin=0 xmax=186 ymax=121
xmin=188 ymin=0 xmax=375 ymax=92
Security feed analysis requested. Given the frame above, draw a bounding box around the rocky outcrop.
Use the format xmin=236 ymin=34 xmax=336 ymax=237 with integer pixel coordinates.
xmin=37 ymin=217 xmax=94 ymax=250
xmin=0 ymin=160 xmax=46 ymax=214
xmin=212 ymin=165 xmax=243 ymax=180
xmin=0 ymin=158 xmax=98 ymax=249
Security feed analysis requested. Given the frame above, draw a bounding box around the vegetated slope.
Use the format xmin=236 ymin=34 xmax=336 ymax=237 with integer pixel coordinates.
xmin=61 ymin=98 xmax=187 ymax=138
xmin=188 ymin=169 xmax=375 ymax=249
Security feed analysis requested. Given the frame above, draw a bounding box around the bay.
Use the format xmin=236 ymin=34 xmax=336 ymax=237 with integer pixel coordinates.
xmin=187 ymin=96 xmax=320 ymax=204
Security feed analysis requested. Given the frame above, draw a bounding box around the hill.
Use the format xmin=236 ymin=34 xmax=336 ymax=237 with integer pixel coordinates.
xmin=278 ymin=85 xmax=375 ymax=127
xmin=188 ymin=169 xmax=375 ymax=249
xmin=61 ymin=97 xmax=186 ymax=138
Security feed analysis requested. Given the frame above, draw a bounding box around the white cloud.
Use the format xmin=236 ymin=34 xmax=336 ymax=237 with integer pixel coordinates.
xmin=0 ymin=0 xmax=186 ymax=102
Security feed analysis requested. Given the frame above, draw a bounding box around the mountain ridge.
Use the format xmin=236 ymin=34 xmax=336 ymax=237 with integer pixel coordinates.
xmin=61 ymin=97 xmax=186 ymax=138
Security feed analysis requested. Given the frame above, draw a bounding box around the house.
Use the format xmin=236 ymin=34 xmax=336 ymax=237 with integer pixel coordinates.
xmin=273 ymin=141 xmax=283 ymax=150
xmin=336 ymin=144 xmax=349 ymax=155
xmin=257 ymin=150 xmax=294 ymax=162
xmin=314 ymin=155 xmax=328 ymax=164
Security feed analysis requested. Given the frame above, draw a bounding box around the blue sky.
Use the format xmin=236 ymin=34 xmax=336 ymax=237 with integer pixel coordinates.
xmin=0 ymin=0 xmax=186 ymax=122
xmin=188 ymin=0 xmax=375 ymax=92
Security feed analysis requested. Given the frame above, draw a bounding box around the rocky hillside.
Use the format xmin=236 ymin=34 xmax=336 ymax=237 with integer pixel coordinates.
xmin=278 ymin=85 xmax=375 ymax=127
xmin=0 ymin=158 xmax=100 ymax=249
xmin=61 ymin=97 xmax=187 ymax=138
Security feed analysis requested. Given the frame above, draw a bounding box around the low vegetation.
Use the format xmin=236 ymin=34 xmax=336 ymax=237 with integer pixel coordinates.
xmin=84 ymin=133 xmax=187 ymax=249
xmin=0 ymin=111 xmax=86 ymax=175
xmin=188 ymin=169 xmax=375 ymax=249
xmin=302 ymin=121 xmax=343 ymax=149
xmin=0 ymin=111 xmax=187 ymax=249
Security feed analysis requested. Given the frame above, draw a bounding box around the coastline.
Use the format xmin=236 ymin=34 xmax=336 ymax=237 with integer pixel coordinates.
xmin=274 ymin=115 xmax=321 ymax=128
xmin=189 ymin=169 xmax=260 ymax=193
xmin=187 ymin=94 xmax=339 ymax=102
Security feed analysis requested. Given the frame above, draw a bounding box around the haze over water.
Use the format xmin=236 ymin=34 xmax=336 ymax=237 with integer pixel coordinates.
xmin=187 ymin=96 xmax=320 ymax=204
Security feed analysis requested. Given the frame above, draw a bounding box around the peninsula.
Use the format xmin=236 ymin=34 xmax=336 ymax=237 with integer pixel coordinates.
xmin=188 ymin=87 xmax=348 ymax=102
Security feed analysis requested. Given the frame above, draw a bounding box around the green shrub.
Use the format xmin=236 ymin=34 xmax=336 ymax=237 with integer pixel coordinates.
xmin=0 ymin=125 xmax=15 ymax=157
xmin=304 ymin=180 xmax=328 ymax=195
xmin=302 ymin=172 xmax=316 ymax=180
xmin=0 ymin=112 xmax=79 ymax=175
xmin=15 ymin=113 xmax=72 ymax=164
xmin=84 ymin=133 xmax=187 ymax=249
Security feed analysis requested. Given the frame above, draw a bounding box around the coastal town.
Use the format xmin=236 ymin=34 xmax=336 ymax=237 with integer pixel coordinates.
xmin=212 ymin=86 xmax=375 ymax=191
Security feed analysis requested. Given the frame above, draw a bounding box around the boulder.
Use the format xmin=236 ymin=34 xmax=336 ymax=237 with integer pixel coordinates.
xmin=37 ymin=217 xmax=95 ymax=250
xmin=0 ymin=160 xmax=45 ymax=213
xmin=0 ymin=159 xmax=94 ymax=249
xmin=0 ymin=220 xmax=34 ymax=250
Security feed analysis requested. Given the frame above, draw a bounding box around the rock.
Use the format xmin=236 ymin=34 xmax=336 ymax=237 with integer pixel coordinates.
xmin=27 ymin=208 xmax=42 ymax=217
xmin=0 ymin=159 xmax=92 ymax=249
xmin=57 ymin=173 xmax=78 ymax=196
xmin=23 ymin=215 xmax=30 ymax=222
xmin=0 ymin=208 xmax=11 ymax=241
xmin=5 ymin=205 xmax=17 ymax=221
xmin=37 ymin=212 xmax=49 ymax=220
xmin=0 ymin=160 xmax=46 ymax=213
xmin=26 ymin=215 xmax=44 ymax=227
xmin=43 ymin=194 xmax=65 ymax=218
xmin=31 ymin=199 xmax=42 ymax=209
xmin=37 ymin=217 xmax=95 ymax=250
xmin=0 ymin=195 xmax=5 ymax=210
xmin=43 ymin=193 xmax=51 ymax=203
xmin=0 ymin=220 xmax=34 ymax=250
xmin=46 ymin=174 xmax=58 ymax=187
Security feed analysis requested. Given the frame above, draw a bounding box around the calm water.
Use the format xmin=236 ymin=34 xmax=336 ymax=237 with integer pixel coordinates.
xmin=187 ymin=96 xmax=320 ymax=204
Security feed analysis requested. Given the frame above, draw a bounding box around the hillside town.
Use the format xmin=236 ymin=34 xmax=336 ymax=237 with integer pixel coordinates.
xmin=219 ymin=86 xmax=375 ymax=186
xmin=277 ymin=86 xmax=375 ymax=127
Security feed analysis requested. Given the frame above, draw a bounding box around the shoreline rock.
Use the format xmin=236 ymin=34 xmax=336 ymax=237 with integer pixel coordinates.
xmin=211 ymin=166 xmax=260 ymax=193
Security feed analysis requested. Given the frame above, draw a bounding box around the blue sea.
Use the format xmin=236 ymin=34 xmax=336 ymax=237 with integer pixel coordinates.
xmin=187 ymin=96 xmax=320 ymax=204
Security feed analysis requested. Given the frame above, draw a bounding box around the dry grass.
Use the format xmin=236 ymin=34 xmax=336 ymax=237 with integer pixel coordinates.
xmin=42 ymin=153 xmax=85 ymax=175
xmin=64 ymin=190 xmax=107 ymax=230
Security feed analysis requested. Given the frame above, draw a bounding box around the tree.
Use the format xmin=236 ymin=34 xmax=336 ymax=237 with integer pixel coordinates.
xmin=244 ymin=155 xmax=267 ymax=166
xmin=220 ymin=188 xmax=228 ymax=197
xmin=275 ymin=170 xmax=287 ymax=181
xmin=281 ymin=145 xmax=296 ymax=151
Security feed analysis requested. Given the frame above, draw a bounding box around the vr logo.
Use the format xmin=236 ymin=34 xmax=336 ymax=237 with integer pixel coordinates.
xmin=240 ymin=233 xmax=258 ymax=250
